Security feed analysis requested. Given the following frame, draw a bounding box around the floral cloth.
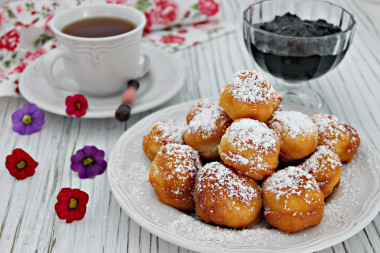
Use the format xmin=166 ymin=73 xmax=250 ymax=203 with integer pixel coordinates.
xmin=0 ymin=0 xmax=235 ymax=97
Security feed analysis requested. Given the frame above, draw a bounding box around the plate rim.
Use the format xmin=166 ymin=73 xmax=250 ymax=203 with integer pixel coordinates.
xmin=19 ymin=46 xmax=185 ymax=118
xmin=107 ymin=99 xmax=380 ymax=253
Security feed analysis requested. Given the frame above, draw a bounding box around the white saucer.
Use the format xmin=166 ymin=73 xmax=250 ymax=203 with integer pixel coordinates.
xmin=19 ymin=47 xmax=185 ymax=118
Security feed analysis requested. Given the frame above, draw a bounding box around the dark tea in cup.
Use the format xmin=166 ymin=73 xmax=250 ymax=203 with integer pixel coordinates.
xmin=62 ymin=17 xmax=136 ymax=38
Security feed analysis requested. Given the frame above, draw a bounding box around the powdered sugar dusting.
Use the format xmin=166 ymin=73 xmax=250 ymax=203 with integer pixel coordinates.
xmin=299 ymin=146 xmax=341 ymax=177
xmin=312 ymin=114 xmax=359 ymax=151
xmin=264 ymin=166 xmax=320 ymax=202
xmin=223 ymin=70 xmax=278 ymax=103
xmin=196 ymin=162 xmax=259 ymax=205
xmin=109 ymin=103 xmax=380 ymax=251
xmin=149 ymin=119 xmax=185 ymax=144
xmin=186 ymin=99 xmax=229 ymax=138
xmin=158 ymin=143 xmax=202 ymax=179
xmin=227 ymin=118 xmax=278 ymax=153
xmin=269 ymin=111 xmax=317 ymax=139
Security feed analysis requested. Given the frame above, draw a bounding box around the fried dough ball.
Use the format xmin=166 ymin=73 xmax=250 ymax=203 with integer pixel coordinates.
xmin=184 ymin=99 xmax=232 ymax=160
xmin=149 ymin=144 xmax=202 ymax=211
xmin=268 ymin=111 xmax=318 ymax=162
xmin=312 ymin=114 xmax=360 ymax=163
xmin=263 ymin=166 xmax=324 ymax=233
xmin=218 ymin=70 xmax=281 ymax=122
xmin=194 ymin=162 xmax=262 ymax=228
xmin=218 ymin=118 xmax=280 ymax=180
xmin=299 ymin=146 xmax=342 ymax=198
xmin=142 ymin=119 xmax=185 ymax=161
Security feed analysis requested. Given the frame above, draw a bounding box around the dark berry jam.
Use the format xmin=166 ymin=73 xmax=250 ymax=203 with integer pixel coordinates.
xmin=249 ymin=13 xmax=346 ymax=81
xmin=258 ymin=13 xmax=341 ymax=37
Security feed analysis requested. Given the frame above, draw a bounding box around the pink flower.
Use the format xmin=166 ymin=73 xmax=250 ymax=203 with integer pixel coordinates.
xmin=44 ymin=15 xmax=54 ymax=34
xmin=198 ymin=0 xmax=219 ymax=17
xmin=16 ymin=5 xmax=23 ymax=13
xmin=0 ymin=69 xmax=7 ymax=78
xmin=105 ymin=0 xmax=128 ymax=4
xmin=152 ymin=0 xmax=179 ymax=26
xmin=159 ymin=35 xmax=185 ymax=44
xmin=192 ymin=20 xmax=221 ymax=30
xmin=0 ymin=28 xmax=20 ymax=52
xmin=0 ymin=9 xmax=8 ymax=29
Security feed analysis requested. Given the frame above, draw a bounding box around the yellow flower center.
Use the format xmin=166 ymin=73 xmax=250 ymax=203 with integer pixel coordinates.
xmin=22 ymin=115 xmax=32 ymax=124
xmin=69 ymin=198 xmax=78 ymax=209
xmin=16 ymin=160 xmax=26 ymax=169
xmin=83 ymin=157 xmax=94 ymax=166
xmin=76 ymin=102 xmax=81 ymax=110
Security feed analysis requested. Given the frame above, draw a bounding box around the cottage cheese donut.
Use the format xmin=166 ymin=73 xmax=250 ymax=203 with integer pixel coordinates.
xmin=263 ymin=166 xmax=324 ymax=233
xmin=299 ymin=146 xmax=342 ymax=198
xmin=143 ymin=119 xmax=185 ymax=161
xmin=218 ymin=118 xmax=280 ymax=180
xmin=218 ymin=70 xmax=281 ymax=122
xmin=184 ymin=99 xmax=232 ymax=160
xmin=312 ymin=114 xmax=360 ymax=163
xmin=194 ymin=162 xmax=262 ymax=228
xmin=268 ymin=111 xmax=318 ymax=162
xmin=149 ymin=144 xmax=202 ymax=211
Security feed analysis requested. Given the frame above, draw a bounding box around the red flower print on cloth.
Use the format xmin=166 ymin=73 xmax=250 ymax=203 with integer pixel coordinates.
xmin=193 ymin=20 xmax=221 ymax=30
xmin=152 ymin=0 xmax=179 ymax=26
xmin=10 ymin=47 xmax=46 ymax=74
xmin=178 ymin=29 xmax=188 ymax=34
xmin=105 ymin=0 xmax=128 ymax=4
xmin=55 ymin=188 xmax=89 ymax=223
xmin=16 ymin=5 xmax=23 ymax=13
xmin=44 ymin=15 xmax=54 ymax=34
xmin=198 ymin=0 xmax=219 ymax=17
xmin=0 ymin=29 xmax=20 ymax=52
xmin=0 ymin=8 xmax=8 ymax=29
xmin=144 ymin=11 xmax=153 ymax=32
xmin=159 ymin=35 xmax=185 ymax=44
xmin=5 ymin=148 xmax=38 ymax=180
xmin=65 ymin=94 xmax=88 ymax=118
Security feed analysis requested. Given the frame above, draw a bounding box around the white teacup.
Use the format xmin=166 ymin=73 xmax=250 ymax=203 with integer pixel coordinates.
xmin=44 ymin=4 xmax=146 ymax=97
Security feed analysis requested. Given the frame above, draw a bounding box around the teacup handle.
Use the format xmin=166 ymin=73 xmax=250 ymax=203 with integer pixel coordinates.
xmin=43 ymin=48 xmax=81 ymax=92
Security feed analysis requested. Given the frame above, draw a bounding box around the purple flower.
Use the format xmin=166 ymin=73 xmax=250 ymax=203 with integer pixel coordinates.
xmin=12 ymin=103 xmax=45 ymax=135
xmin=71 ymin=146 xmax=107 ymax=179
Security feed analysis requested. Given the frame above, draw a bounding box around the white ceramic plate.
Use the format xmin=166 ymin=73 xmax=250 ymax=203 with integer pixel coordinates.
xmin=19 ymin=47 xmax=185 ymax=118
xmin=107 ymin=100 xmax=380 ymax=253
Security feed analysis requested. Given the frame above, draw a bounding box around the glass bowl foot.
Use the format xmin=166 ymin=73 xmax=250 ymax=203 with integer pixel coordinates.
xmin=279 ymin=89 xmax=324 ymax=111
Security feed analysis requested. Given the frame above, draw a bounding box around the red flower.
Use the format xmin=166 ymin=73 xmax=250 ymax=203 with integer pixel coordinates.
xmin=65 ymin=94 xmax=88 ymax=118
xmin=0 ymin=29 xmax=21 ymax=52
xmin=31 ymin=11 xmax=37 ymax=15
xmin=144 ymin=11 xmax=153 ymax=32
xmin=5 ymin=148 xmax=38 ymax=180
xmin=55 ymin=188 xmax=89 ymax=223
xmin=10 ymin=48 xmax=46 ymax=75
xmin=152 ymin=0 xmax=179 ymax=26
xmin=184 ymin=10 xmax=190 ymax=18
xmin=159 ymin=35 xmax=185 ymax=44
xmin=178 ymin=29 xmax=188 ymax=34
xmin=198 ymin=0 xmax=219 ymax=17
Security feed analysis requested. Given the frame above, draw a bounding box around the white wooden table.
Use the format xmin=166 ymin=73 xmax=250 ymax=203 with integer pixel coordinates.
xmin=1 ymin=0 xmax=380 ymax=252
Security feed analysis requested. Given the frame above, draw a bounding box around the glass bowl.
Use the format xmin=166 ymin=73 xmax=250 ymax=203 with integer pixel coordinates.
xmin=243 ymin=0 xmax=356 ymax=109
